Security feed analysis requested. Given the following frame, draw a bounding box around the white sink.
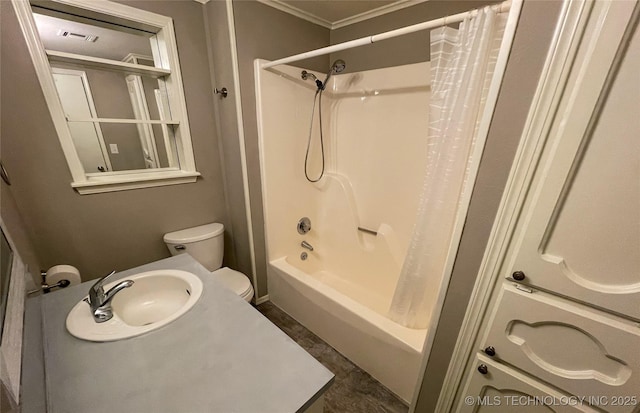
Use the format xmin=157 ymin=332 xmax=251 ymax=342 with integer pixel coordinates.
xmin=66 ymin=269 xmax=203 ymax=342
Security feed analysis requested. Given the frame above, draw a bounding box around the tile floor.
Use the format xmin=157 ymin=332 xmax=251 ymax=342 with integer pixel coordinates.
xmin=256 ymin=302 xmax=408 ymax=413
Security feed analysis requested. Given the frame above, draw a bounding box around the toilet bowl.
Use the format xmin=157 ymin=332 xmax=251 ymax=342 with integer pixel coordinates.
xmin=163 ymin=223 xmax=254 ymax=303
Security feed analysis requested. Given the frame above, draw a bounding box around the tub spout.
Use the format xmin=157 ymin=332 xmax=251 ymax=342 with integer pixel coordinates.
xmin=301 ymin=241 xmax=314 ymax=251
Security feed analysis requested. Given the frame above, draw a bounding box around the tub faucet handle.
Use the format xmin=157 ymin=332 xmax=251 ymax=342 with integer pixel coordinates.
xmin=297 ymin=217 xmax=311 ymax=234
xmin=301 ymin=241 xmax=314 ymax=251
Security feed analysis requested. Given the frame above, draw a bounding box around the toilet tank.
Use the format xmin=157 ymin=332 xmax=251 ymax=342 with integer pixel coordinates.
xmin=163 ymin=223 xmax=224 ymax=271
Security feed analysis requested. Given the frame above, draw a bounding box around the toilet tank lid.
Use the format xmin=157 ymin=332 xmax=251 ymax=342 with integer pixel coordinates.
xmin=163 ymin=223 xmax=224 ymax=243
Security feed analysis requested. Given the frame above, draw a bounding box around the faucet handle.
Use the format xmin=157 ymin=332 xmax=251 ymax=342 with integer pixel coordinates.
xmin=87 ymin=270 xmax=116 ymax=306
xmin=90 ymin=270 xmax=117 ymax=292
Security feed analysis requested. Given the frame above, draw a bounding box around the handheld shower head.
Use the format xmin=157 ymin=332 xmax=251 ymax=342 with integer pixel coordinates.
xmin=321 ymin=59 xmax=347 ymax=90
xmin=331 ymin=59 xmax=346 ymax=74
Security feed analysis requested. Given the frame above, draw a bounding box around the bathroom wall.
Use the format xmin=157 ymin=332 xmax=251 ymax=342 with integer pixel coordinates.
xmin=414 ymin=0 xmax=565 ymax=410
xmin=0 ymin=191 xmax=41 ymax=288
xmin=329 ymin=0 xmax=500 ymax=73
xmin=203 ymin=0 xmax=250 ymax=287
xmin=1 ymin=0 xmax=231 ymax=281
xmin=230 ymin=0 xmax=330 ymax=298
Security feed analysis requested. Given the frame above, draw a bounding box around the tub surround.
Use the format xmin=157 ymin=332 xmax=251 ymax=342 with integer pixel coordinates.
xmin=256 ymin=61 xmax=430 ymax=402
xmin=27 ymin=255 xmax=333 ymax=412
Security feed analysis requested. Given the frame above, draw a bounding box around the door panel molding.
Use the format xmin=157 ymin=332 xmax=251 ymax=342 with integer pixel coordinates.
xmin=482 ymin=284 xmax=640 ymax=408
xmin=456 ymin=354 xmax=600 ymax=413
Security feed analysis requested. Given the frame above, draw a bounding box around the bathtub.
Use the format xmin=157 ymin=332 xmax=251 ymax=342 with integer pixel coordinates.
xmin=268 ymin=255 xmax=427 ymax=403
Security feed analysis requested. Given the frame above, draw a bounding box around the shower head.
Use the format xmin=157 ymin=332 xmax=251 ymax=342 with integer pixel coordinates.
xmin=321 ymin=59 xmax=347 ymax=91
xmin=331 ymin=59 xmax=346 ymax=74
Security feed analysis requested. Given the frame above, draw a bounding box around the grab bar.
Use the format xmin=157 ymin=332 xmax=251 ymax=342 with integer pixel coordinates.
xmin=357 ymin=227 xmax=378 ymax=236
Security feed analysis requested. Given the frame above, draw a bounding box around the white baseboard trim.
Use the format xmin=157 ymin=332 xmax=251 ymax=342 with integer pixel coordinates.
xmin=255 ymin=295 xmax=270 ymax=305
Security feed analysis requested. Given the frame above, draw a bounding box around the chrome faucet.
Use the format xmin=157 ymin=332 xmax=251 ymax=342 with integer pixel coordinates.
xmin=301 ymin=241 xmax=314 ymax=251
xmin=83 ymin=271 xmax=134 ymax=323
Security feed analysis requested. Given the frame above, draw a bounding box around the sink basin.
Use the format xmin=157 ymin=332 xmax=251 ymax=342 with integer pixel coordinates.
xmin=66 ymin=269 xmax=203 ymax=342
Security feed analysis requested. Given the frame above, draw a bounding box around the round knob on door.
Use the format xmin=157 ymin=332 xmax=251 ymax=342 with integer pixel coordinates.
xmin=477 ymin=364 xmax=488 ymax=375
xmin=484 ymin=346 xmax=496 ymax=357
xmin=512 ymin=271 xmax=526 ymax=281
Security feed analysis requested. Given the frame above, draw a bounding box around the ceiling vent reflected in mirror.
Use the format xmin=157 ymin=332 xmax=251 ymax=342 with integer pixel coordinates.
xmin=56 ymin=29 xmax=99 ymax=43
xmin=31 ymin=9 xmax=153 ymax=62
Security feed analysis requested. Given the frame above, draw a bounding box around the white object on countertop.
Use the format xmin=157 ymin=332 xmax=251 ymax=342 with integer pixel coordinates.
xmin=45 ymin=265 xmax=81 ymax=286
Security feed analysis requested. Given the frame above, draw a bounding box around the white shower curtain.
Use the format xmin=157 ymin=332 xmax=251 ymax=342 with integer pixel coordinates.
xmin=389 ymin=7 xmax=507 ymax=328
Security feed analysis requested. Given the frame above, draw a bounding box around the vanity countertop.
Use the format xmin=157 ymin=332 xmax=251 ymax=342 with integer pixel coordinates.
xmin=35 ymin=255 xmax=334 ymax=412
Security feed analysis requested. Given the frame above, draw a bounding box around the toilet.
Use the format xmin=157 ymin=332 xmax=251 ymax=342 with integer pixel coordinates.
xmin=163 ymin=223 xmax=254 ymax=302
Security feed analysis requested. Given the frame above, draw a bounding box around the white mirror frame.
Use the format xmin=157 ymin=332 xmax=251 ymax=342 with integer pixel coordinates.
xmin=11 ymin=0 xmax=200 ymax=194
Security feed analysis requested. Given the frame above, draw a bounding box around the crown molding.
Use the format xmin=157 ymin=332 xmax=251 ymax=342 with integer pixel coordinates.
xmin=255 ymin=0 xmax=430 ymax=30
xmin=255 ymin=0 xmax=332 ymax=29
xmin=332 ymin=0 xmax=429 ymax=29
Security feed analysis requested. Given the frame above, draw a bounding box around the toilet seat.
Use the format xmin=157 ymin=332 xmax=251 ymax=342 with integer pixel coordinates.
xmin=211 ymin=267 xmax=254 ymax=302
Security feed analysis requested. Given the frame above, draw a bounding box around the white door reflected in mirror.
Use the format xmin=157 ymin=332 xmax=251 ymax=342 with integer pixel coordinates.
xmin=53 ymin=68 xmax=111 ymax=173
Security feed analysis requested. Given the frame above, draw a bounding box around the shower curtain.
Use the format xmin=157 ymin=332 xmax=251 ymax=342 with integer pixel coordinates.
xmin=389 ymin=7 xmax=507 ymax=328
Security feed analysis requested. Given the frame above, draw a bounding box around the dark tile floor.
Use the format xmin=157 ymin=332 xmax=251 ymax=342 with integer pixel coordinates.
xmin=256 ymin=302 xmax=408 ymax=413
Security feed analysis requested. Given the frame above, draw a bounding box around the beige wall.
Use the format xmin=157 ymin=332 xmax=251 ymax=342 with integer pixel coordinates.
xmin=1 ymin=0 xmax=232 ymax=281
xmin=414 ymin=1 xmax=565 ymax=410
xmin=0 ymin=188 xmax=41 ymax=288
xmin=202 ymin=0 xmax=246 ymax=279
xmin=231 ymin=0 xmax=330 ymax=297
xmin=329 ymin=0 xmax=499 ymax=73
xmin=83 ymin=68 xmax=144 ymax=171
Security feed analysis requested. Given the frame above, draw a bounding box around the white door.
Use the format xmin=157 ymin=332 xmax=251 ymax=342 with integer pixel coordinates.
xmin=448 ymin=2 xmax=640 ymax=412
xmin=52 ymin=68 xmax=112 ymax=173
xmin=502 ymin=0 xmax=640 ymax=320
xmin=126 ymin=74 xmax=159 ymax=169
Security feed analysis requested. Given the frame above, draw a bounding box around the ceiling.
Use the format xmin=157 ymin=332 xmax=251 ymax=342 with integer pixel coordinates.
xmin=257 ymin=0 xmax=429 ymax=29
xmin=32 ymin=11 xmax=152 ymax=62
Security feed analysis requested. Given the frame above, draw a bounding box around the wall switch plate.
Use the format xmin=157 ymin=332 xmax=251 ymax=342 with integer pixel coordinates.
xmin=109 ymin=144 xmax=119 ymax=154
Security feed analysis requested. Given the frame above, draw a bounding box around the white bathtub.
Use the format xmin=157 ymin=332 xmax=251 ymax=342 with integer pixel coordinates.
xmin=268 ymin=255 xmax=426 ymax=403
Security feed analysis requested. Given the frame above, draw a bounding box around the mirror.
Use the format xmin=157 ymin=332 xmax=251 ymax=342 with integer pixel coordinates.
xmin=0 ymin=229 xmax=13 ymax=341
xmin=31 ymin=6 xmax=179 ymax=173
xmin=14 ymin=0 xmax=200 ymax=194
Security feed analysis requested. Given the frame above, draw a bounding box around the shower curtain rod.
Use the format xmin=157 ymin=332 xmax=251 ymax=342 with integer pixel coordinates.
xmin=261 ymin=0 xmax=511 ymax=70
